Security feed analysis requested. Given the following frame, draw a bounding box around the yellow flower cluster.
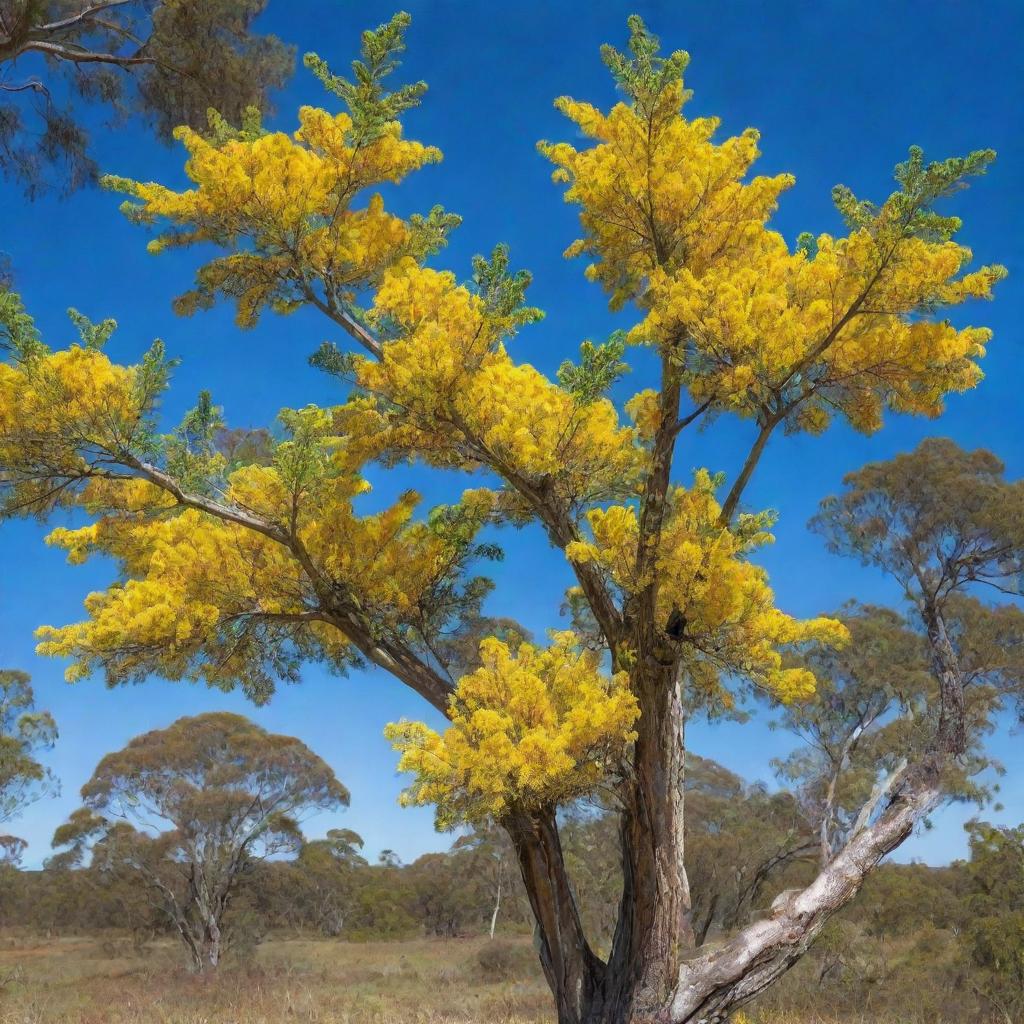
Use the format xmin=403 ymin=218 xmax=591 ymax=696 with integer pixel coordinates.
xmin=543 ymin=70 xmax=1005 ymax=436
xmin=17 ymin=383 xmax=489 ymax=695
xmin=567 ymin=471 xmax=847 ymax=702
xmin=358 ymin=262 xmax=641 ymax=505
xmin=384 ymin=632 xmax=639 ymax=826
xmin=37 ymin=501 xmax=308 ymax=689
xmin=632 ymin=229 xmax=1003 ymax=433
xmin=105 ymin=106 xmax=441 ymax=327
xmin=539 ymin=82 xmax=793 ymax=309
xmin=35 ymin=448 xmax=485 ymax=692
xmin=0 ymin=344 xmax=151 ymax=515
xmin=0 ymin=346 xmax=140 ymax=445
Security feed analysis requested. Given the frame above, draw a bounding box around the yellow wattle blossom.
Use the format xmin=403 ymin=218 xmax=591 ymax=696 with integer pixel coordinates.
xmin=0 ymin=341 xmax=157 ymax=518
xmin=631 ymin=229 xmax=1003 ymax=433
xmin=358 ymin=262 xmax=642 ymax=506
xmin=3 ymin=354 xmax=500 ymax=701
xmin=540 ymin=81 xmax=793 ymax=310
xmin=567 ymin=471 xmax=848 ymax=703
xmin=31 ymin=426 xmax=498 ymax=692
xmin=36 ymin=503 xmax=309 ymax=696
xmin=104 ymin=104 xmax=445 ymax=328
xmin=625 ymin=388 xmax=661 ymax=441
xmin=542 ymin=51 xmax=1005 ymax=438
xmin=384 ymin=632 xmax=639 ymax=826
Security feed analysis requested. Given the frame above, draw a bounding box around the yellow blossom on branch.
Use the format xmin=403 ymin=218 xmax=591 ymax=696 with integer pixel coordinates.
xmin=385 ymin=632 xmax=639 ymax=826
xmin=567 ymin=471 xmax=848 ymax=702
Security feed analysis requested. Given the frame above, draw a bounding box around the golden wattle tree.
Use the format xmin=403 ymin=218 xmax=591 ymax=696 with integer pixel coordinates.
xmin=0 ymin=14 xmax=1008 ymax=1024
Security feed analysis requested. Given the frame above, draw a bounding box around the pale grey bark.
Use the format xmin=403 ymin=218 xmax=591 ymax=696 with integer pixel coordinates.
xmin=670 ymin=767 xmax=943 ymax=1023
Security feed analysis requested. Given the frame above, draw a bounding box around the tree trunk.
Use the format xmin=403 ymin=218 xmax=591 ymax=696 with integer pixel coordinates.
xmin=202 ymin=917 xmax=222 ymax=970
xmin=668 ymin=764 xmax=943 ymax=1023
xmin=489 ymin=874 xmax=502 ymax=939
xmin=605 ymin=660 xmax=693 ymax=1019
xmin=511 ymin=716 xmax=954 ymax=1023
xmin=505 ymin=808 xmax=608 ymax=1024
xmin=509 ymin=597 xmax=967 ymax=1024
xmin=505 ymin=663 xmax=695 ymax=1024
xmin=511 ymin=777 xmax=947 ymax=1024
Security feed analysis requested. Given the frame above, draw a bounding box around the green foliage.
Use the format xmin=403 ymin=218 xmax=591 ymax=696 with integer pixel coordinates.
xmin=0 ymin=669 xmax=57 ymax=862
xmin=0 ymin=0 xmax=294 ymax=197
xmin=471 ymin=244 xmax=544 ymax=335
xmin=308 ymin=341 xmax=359 ymax=381
xmin=599 ymin=14 xmax=691 ymax=112
xmin=203 ymin=105 xmax=267 ymax=146
xmin=961 ymin=820 xmax=1024 ymax=1019
xmin=165 ymin=390 xmax=227 ymax=492
xmin=557 ymin=333 xmax=630 ymax=405
xmin=833 ymin=146 xmax=999 ymax=245
xmin=0 ymin=288 xmax=42 ymax=360
xmin=67 ymin=308 xmax=117 ymax=350
xmin=812 ymin=438 xmax=1024 ymax=603
xmin=304 ymin=12 xmax=426 ymax=146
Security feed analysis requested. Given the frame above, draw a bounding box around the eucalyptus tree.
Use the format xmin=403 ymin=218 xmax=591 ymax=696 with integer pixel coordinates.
xmin=51 ymin=712 xmax=349 ymax=970
xmin=0 ymin=0 xmax=293 ymax=195
xmin=0 ymin=668 xmax=56 ymax=863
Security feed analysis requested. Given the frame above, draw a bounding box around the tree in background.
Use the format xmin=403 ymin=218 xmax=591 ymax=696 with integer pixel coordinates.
xmin=50 ymin=712 xmax=349 ymax=971
xmin=450 ymin=820 xmax=518 ymax=939
xmin=684 ymin=756 xmax=814 ymax=947
xmin=0 ymin=0 xmax=293 ymax=195
xmin=0 ymin=668 xmax=56 ymax=863
xmin=290 ymin=826 xmax=366 ymax=937
xmin=960 ymin=821 xmax=1024 ymax=1024
xmin=0 ymin=11 xmax=1013 ymax=1023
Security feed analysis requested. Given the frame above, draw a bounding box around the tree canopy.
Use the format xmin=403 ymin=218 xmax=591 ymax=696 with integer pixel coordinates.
xmin=0 ymin=0 xmax=293 ymax=195
xmin=0 ymin=11 xmax=1011 ymax=1024
xmin=0 ymin=668 xmax=56 ymax=863
xmin=51 ymin=711 xmax=349 ymax=970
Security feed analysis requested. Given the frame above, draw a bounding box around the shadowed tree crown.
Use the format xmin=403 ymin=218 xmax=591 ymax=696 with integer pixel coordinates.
xmin=0 ymin=0 xmax=294 ymax=196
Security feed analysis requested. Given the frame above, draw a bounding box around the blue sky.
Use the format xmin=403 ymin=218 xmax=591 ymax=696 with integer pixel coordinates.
xmin=1 ymin=0 xmax=1022 ymax=869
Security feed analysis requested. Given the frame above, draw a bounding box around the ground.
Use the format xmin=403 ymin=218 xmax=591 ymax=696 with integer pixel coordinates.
xmin=0 ymin=931 xmax=924 ymax=1024
xmin=0 ymin=933 xmax=555 ymax=1024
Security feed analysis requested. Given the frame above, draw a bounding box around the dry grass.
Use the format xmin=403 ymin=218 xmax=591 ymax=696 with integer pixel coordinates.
xmin=0 ymin=933 xmax=553 ymax=1024
xmin=0 ymin=933 xmax=953 ymax=1024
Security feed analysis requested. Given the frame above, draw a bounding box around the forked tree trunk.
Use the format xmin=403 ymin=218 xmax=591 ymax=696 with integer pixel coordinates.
xmin=511 ymin=763 xmax=944 ymax=1024
xmin=508 ymin=673 xmax=961 ymax=1024
xmin=505 ymin=662 xmax=694 ymax=1024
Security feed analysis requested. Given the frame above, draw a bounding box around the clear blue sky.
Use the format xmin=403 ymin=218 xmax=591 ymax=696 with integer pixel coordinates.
xmin=1 ymin=0 xmax=1022 ymax=869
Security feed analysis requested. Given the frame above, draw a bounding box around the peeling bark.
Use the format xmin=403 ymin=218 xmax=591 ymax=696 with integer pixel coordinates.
xmin=607 ymin=661 xmax=694 ymax=1019
xmin=669 ymin=764 xmax=943 ymax=1022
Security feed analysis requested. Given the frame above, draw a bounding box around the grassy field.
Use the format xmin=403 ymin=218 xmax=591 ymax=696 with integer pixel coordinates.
xmin=0 ymin=933 xmax=557 ymax=1024
xmin=0 ymin=932 xmax=947 ymax=1024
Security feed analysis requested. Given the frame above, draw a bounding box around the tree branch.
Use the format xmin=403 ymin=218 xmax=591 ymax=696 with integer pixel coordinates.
xmin=19 ymin=40 xmax=154 ymax=68
xmin=37 ymin=1 xmax=135 ymax=36
xmin=719 ymin=412 xmax=782 ymax=526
